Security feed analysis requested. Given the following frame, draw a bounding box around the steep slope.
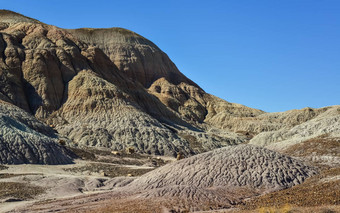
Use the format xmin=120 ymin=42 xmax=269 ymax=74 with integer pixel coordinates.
xmin=67 ymin=28 xmax=198 ymax=88
xmin=68 ymin=27 xmax=264 ymax=126
xmin=0 ymin=101 xmax=73 ymax=164
xmin=148 ymin=78 xmax=262 ymax=124
xmin=0 ymin=10 xmax=338 ymax=159
xmin=52 ymin=70 xmax=192 ymax=156
xmin=0 ymin=10 xmax=265 ymax=157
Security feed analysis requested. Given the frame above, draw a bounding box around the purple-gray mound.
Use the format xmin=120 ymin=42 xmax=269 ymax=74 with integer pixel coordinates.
xmin=127 ymin=144 xmax=317 ymax=206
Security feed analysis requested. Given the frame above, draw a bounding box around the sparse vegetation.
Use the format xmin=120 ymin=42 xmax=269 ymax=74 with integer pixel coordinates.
xmin=126 ymin=147 xmax=135 ymax=154
xmin=67 ymin=146 xmax=166 ymax=166
xmin=284 ymin=135 xmax=340 ymax=158
xmin=0 ymin=173 xmax=36 ymax=179
xmin=179 ymin=133 xmax=204 ymax=152
xmin=233 ymin=205 xmax=340 ymax=213
xmin=235 ymin=130 xmax=256 ymax=140
xmin=0 ymin=165 xmax=8 ymax=170
xmin=0 ymin=173 xmax=44 ymax=179
xmin=240 ymin=168 xmax=340 ymax=210
xmin=0 ymin=10 xmax=339 ymax=212
xmin=67 ymin=147 xmax=96 ymax=161
xmin=63 ymin=163 xmax=153 ymax=178
xmin=0 ymin=182 xmax=44 ymax=200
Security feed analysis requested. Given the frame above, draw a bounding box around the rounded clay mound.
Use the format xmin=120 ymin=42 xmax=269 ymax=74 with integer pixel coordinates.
xmin=128 ymin=144 xmax=317 ymax=204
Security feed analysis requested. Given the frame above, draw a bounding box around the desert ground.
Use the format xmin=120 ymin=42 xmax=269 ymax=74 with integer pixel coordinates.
xmin=0 ymin=139 xmax=339 ymax=213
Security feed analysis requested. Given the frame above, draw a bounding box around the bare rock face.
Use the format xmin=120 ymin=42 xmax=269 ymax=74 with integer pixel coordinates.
xmin=68 ymin=27 xmax=264 ymax=125
xmin=0 ymin=10 xmax=338 ymax=159
xmin=0 ymin=101 xmax=73 ymax=164
xmin=126 ymin=144 xmax=317 ymax=207
xmin=249 ymin=105 xmax=340 ymax=150
xmin=67 ymin=28 xmax=197 ymax=88
xmin=0 ymin=10 xmax=40 ymax=24
xmin=0 ymin=10 xmax=259 ymax=157
xmin=53 ymin=70 xmax=192 ymax=156
xmin=206 ymin=106 xmax=330 ymax=134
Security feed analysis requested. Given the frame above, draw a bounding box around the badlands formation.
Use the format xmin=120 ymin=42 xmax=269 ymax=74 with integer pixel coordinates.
xmin=0 ymin=10 xmax=339 ymax=212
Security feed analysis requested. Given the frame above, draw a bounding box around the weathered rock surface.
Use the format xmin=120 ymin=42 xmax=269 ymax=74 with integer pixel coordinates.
xmin=18 ymin=144 xmax=318 ymax=212
xmin=68 ymin=27 xmax=264 ymax=127
xmin=53 ymin=70 xmax=192 ymax=156
xmin=0 ymin=10 xmax=260 ymax=157
xmin=250 ymin=106 xmax=340 ymax=150
xmin=0 ymin=101 xmax=73 ymax=164
xmin=126 ymin=144 xmax=317 ymax=205
xmin=208 ymin=106 xmax=331 ymax=134
xmin=67 ymin=28 xmax=198 ymax=89
xmin=0 ymin=10 xmax=338 ymax=160
xmin=0 ymin=10 xmax=40 ymax=24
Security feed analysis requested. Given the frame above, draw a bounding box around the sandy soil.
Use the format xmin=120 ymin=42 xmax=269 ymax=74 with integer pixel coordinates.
xmin=0 ymin=149 xmax=170 ymax=213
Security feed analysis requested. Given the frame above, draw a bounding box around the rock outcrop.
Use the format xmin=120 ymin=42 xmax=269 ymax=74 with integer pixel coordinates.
xmin=0 ymin=101 xmax=73 ymax=164
xmin=0 ymin=10 xmax=262 ymax=157
xmin=0 ymin=10 xmax=338 ymax=159
xmin=249 ymin=105 xmax=340 ymax=150
xmin=67 ymin=28 xmax=198 ymax=89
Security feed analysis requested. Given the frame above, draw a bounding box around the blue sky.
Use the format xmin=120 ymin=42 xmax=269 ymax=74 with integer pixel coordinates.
xmin=1 ymin=0 xmax=339 ymax=112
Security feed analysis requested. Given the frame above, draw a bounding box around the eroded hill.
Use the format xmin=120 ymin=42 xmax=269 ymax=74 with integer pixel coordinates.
xmin=0 ymin=10 xmax=339 ymax=160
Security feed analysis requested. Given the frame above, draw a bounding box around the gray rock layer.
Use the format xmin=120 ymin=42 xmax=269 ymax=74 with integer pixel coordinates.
xmin=250 ymin=106 xmax=340 ymax=150
xmin=0 ymin=101 xmax=73 ymax=164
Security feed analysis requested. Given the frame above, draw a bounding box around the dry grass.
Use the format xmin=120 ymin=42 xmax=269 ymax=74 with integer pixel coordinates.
xmin=0 ymin=165 xmax=8 ymax=170
xmin=239 ymin=168 xmax=340 ymax=210
xmin=224 ymin=205 xmax=340 ymax=213
xmin=84 ymin=198 xmax=165 ymax=213
xmin=0 ymin=182 xmax=44 ymax=200
xmin=82 ymin=197 xmax=225 ymax=213
xmin=284 ymin=136 xmax=340 ymax=158
xmin=63 ymin=163 xmax=153 ymax=178
xmin=68 ymin=147 xmax=165 ymax=166
xmin=0 ymin=173 xmax=38 ymax=179
xmin=179 ymin=133 xmax=204 ymax=152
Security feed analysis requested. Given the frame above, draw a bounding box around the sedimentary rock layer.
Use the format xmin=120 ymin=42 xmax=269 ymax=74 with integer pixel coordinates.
xmin=0 ymin=101 xmax=73 ymax=164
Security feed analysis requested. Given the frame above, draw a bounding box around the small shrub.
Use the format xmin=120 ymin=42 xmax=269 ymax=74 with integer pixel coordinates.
xmin=58 ymin=140 xmax=66 ymax=146
xmin=126 ymin=147 xmax=135 ymax=154
xmin=176 ymin=152 xmax=184 ymax=160
xmin=0 ymin=165 xmax=8 ymax=170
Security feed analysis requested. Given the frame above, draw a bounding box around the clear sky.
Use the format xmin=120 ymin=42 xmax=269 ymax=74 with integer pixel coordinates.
xmin=1 ymin=0 xmax=339 ymax=112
